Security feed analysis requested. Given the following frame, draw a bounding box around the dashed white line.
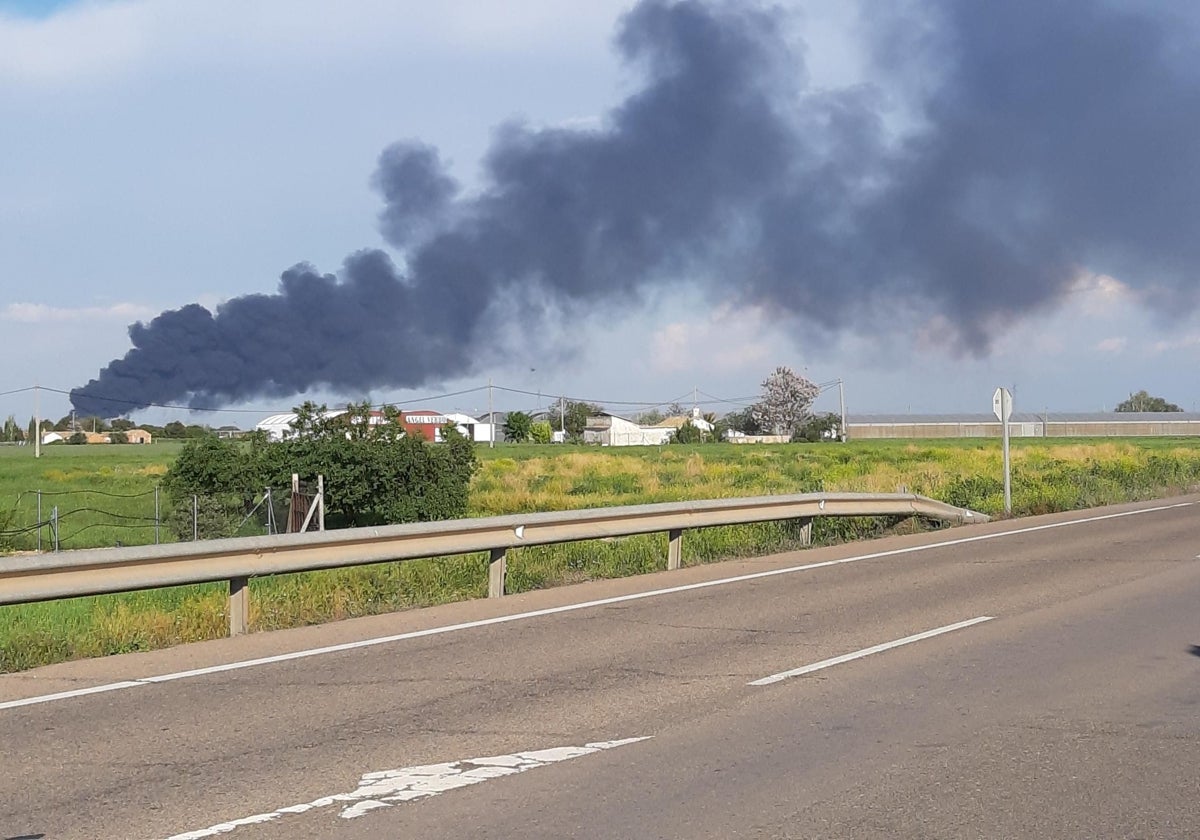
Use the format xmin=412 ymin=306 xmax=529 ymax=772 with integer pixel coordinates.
xmin=1 ymin=500 xmax=1190 ymax=712
xmin=750 ymin=615 xmax=996 ymax=686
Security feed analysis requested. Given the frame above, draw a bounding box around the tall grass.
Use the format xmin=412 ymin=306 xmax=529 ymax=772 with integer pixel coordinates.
xmin=4 ymin=438 xmax=1200 ymax=672
xmin=0 ymin=443 xmax=184 ymax=551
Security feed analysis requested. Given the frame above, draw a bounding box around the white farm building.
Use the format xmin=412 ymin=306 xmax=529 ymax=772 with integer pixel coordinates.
xmin=255 ymin=410 xmax=352 ymax=441
xmin=583 ymin=409 xmax=714 ymax=446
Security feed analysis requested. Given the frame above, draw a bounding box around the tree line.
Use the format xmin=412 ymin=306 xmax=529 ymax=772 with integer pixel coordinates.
xmin=0 ymin=413 xmax=242 ymax=445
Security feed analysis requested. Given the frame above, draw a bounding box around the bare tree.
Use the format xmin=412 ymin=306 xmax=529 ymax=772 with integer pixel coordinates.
xmin=751 ymin=366 xmax=820 ymax=437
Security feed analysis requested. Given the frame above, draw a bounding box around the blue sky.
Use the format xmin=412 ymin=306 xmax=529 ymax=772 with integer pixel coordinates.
xmin=2 ymin=0 xmax=1198 ymax=428
xmin=0 ymin=0 xmax=75 ymax=17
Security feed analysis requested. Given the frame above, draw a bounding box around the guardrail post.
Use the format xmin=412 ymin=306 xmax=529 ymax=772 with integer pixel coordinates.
xmin=667 ymin=528 xmax=683 ymax=570
xmin=797 ymin=517 xmax=812 ymax=546
xmin=488 ymin=548 xmax=506 ymax=597
xmin=229 ymin=577 xmax=249 ymax=636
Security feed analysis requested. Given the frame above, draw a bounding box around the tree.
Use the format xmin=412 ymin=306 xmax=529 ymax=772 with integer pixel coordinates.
xmin=792 ymin=412 xmax=841 ymax=442
xmin=548 ymin=399 xmax=604 ymax=437
xmin=162 ymin=435 xmax=262 ymax=539
xmin=671 ymin=420 xmax=705 ymax=444
xmin=530 ymin=421 xmax=553 ymax=444
xmin=67 ymin=432 xmax=88 ymax=445
xmin=503 ymin=411 xmax=533 ymax=442
xmin=1115 ymin=390 xmax=1182 ymax=412
xmin=722 ymin=407 xmax=763 ymax=435
xmin=109 ymin=430 xmax=129 ymax=444
xmin=635 ymin=409 xmax=664 ymax=426
xmin=162 ymin=420 xmax=187 ymax=438
xmin=110 ymin=418 xmax=136 ymax=432
xmin=163 ymin=401 xmax=479 ymax=537
xmin=749 ymin=367 xmax=821 ymax=437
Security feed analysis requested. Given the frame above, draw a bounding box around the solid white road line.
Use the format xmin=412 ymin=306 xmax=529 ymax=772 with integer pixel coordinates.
xmin=749 ymin=615 xmax=996 ymax=686
xmin=1 ymin=501 xmax=1190 ymax=712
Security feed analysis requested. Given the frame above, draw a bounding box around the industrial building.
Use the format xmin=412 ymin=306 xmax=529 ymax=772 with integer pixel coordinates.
xmin=846 ymin=412 xmax=1200 ymax=439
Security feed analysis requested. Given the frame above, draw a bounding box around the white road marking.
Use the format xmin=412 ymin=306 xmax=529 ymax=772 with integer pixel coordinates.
xmin=750 ymin=615 xmax=996 ymax=686
xmin=163 ymin=737 xmax=650 ymax=839
xmin=1 ymin=500 xmax=1191 ymax=712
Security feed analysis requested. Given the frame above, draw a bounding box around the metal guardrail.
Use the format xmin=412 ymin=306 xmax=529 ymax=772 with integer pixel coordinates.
xmin=0 ymin=492 xmax=988 ymax=636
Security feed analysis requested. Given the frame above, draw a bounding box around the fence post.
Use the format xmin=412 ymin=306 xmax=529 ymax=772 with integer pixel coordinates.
xmin=36 ymin=490 xmax=42 ymax=553
xmin=193 ymin=495 xmax=198 ymax=541
xmin=798 ymin=517 xmax=813 ymax=546
xmin=154 ymin=485 xmax=160 ymax=545
xmin=667 ymin=528 xmax=683 ymax=570
xmin=228 ymin=577 xmax=249 ymax=636
xmin=488 ymin=548 xmax=507 ymax=597
xmin=288 ymin=473 xmax=301 ymax=533
xmin=51 ymin=505 xmax=59 ymax=552
xmin=317 ymin=475 xmax=325 ymax=532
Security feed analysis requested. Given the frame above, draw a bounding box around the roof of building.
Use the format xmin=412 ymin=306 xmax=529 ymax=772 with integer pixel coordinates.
xmin=652 ymin=415 xmax=715 ymax=431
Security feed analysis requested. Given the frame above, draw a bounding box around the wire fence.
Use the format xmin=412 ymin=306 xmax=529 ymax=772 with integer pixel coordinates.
xmin=0 ymin=476 xmax=325 ymax=553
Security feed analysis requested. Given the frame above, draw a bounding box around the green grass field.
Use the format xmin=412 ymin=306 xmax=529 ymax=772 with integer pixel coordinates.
xmin=0 ymin=442 xmax=186 ymax=551
xmin=5 ymin=437 xmax=1200 ymax=672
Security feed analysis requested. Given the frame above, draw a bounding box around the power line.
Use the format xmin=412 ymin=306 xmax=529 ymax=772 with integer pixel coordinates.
xmin=493 ymin=385 xmax=700 ymax=411
xmin=0 ymin=386 xmax=37 ymax=399
xmin=6 ymin=378 xmax=841 ymax=420
xmin=696 ymin=389 xmax=759 ymax=407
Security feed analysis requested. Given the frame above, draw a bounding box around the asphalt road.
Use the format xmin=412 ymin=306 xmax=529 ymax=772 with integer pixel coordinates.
xmin=2 ymin=496 xmax=1199 ymax=839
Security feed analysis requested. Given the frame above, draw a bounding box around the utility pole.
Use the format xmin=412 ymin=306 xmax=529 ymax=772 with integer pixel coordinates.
xmin=838 ymin=379 xmax=847 ymax=443
xmin=560 ymin=396 xmax=566 ymax=441
xmin=488 ymin=378 xmax=494 ymax=449
xmin=34 ymin=384 xmax=41 ymax=459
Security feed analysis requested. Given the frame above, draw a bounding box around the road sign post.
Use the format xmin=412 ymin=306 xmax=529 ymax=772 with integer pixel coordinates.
xmin=993 ymin=387 xmax=1012 ymax=514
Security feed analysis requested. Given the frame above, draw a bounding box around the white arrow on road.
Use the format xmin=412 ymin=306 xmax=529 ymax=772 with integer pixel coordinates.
xmin=166 ymin=737 xmax=651 ymax=839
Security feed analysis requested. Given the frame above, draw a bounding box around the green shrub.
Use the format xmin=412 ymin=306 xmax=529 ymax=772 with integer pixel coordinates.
xmin=162 ymin=402 xmax=480 ymax=535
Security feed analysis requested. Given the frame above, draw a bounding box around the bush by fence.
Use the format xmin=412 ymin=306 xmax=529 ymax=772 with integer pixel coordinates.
xmin=163 ymin=402 xmax=479 ymax=539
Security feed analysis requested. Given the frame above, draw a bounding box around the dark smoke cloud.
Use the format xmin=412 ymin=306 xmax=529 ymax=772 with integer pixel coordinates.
xmin=72 ymin=0 xmax=1200 ymax=416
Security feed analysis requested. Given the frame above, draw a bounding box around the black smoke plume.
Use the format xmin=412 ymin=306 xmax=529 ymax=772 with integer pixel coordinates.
xmin=72 ymin=0 xmax=1200 ymax=415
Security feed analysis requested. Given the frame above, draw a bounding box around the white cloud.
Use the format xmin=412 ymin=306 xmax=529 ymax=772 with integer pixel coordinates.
xmin=1 ymin=302 xmax=156 ymax=323
xmin=1149 ymin=333 xmax=1200 ymax=355
xmin=1095 ymin=336 xmax=1127 ymax=353
xmin=1067 ymin=270 xmax=1134 ymax=315
xmin=0 ymin=0 xmax=631 ymax=90
xmin=650 ymin=303 xmax=776 ymax=374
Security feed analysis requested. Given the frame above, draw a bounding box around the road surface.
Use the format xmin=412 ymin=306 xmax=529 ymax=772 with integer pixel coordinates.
xmin=2 ymin=496 xmax=1198 ymax=839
